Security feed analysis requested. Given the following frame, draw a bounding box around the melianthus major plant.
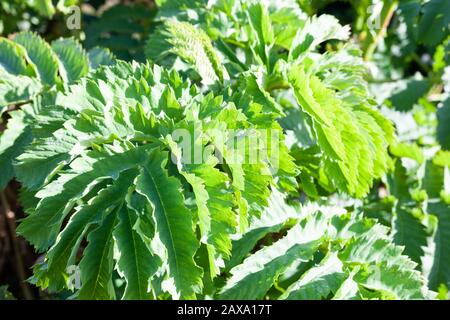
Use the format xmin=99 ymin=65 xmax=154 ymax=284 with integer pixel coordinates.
xmin=0 ymin=0 xmax=448 ymax=300
xmin=15 ymin=60 xmax=298 ymax=299
xmin=147 ymin=0 xmax=395 ymax=198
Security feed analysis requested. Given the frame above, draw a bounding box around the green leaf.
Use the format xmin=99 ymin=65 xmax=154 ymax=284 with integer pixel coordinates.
xmin=88 ymin=47 xmax=116 ymax=70
xmin=16 ymin=146 xmax=150 ymax=251
xmin=0 ymin=70 xmax=42 ymax=106
xmin=30 ymin=0 xmax=56 ymax=18
xmin=145 ymin=20 xmax=224 ymax=85
xmin=220 ymin=213 xmax=327 ymax=299
xmin=0 ymin=110 xmax=32 ymax=189
xmin=423 ymin=160 xmax=444 ymax=199
xmin=135 ymin=149 xmax=203 ymax=299
xmin=226 ymin=188 xmax=297 ymax=270
xmin=76 ymin=210 xmax=117 ymax=300
xmin=418 ymin=0 xmax=450 ymax=46
xmin=427 ymin=202 xmax=450 ymax=290
xmin=388 ymin=79 xmax=430 ymax=112
xmin=51 ymin=38 xmax=89 ymax=84
xmin=0 ymin=37 xmax=33 ymax=75
xmin=437 ymin=98 xmax=450 ymax=150
xmin=289 ymin=15 xmax=350 ymax=60
xmin=186 ymin=161 xmax=237 ymax=277
xmin=388 ymin=160 xmax=428 ymax=264
xmin=389 ymin=142 xmax=425 ymax=164
xmin=246 ymin=2 xmax=274 ymax=66
xmin=114 ymin=203 xmax=161 ymax=299
xmin=14 ymin=32 xmax=60 ymax=86
xmin=32 ymin=170 xmax=138 ymax=292
xmin=15 ymin=132 xmax=78 ymax=190
xmin=279 ymin=252 xmax=345 ymax=300
xmin=339 ymin=226 xmax=429 ymax=299
xmin=393 ymin=206 xmax=427 ymax=265
xmin=288 ymin=63 xmax=392 ymax=197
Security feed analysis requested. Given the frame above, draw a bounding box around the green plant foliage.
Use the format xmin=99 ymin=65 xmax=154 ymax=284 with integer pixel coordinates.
xmin=15 ymin=61 xmax=296 ymax=299
xmin=84 ymin=4 xmax=157 ymax=62
xmin=0 ymin=285 xmax=16 ymax=300
xmin=146 ymin=19 xmax=226 ymax=85
xmin=0 ymin=31 xmax=115 ymax=189
xmin=146 ymin=1 xmax=394 ymax=198
xmin=0 ymin=0 xmax=79 ymax=36
xmin=1 ymin=0 xmax=449 ymax=301
xmin=220 ymin=193 xmax=432 ymax=300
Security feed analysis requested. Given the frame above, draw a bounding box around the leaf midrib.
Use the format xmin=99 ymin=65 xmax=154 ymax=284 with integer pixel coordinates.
xmin=143 ymin=165 xmax=182 ymax=293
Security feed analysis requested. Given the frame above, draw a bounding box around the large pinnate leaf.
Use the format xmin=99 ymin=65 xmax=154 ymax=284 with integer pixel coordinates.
xmin=31 ymin=170 xmax=139 ymax=292
xmin=76 ymin=211 xmax=117 ymax=300
xmin=135 ymin=150 xmax=203 ymax=299
xmin=16 ymin=146 xmax=151 ymax=251
xmin=219 ymin=202 xmax=433 ymax=300
xmin=113 ymin=203 xmax=161 ymax=299
xmin=15 ymin=61 xmax=293 ymax=299
xmin=288 ymin=63 xmax=392 ymax=197
xmin=220 ymin=213 xmax=326 ymax=300
xmin=144 ymin=0 xmax=394 ymax=200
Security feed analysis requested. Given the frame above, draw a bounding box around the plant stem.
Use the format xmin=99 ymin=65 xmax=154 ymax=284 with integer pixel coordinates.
xmin=265 ymin=82 xmax=290 ymax=92
xmin=273 ymin=280 xmax=286 ymax=294
xmin=0 ymin=191 xmax=33 ymax=300
xmin=363 ymin=1 xmax=398 ymax=61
